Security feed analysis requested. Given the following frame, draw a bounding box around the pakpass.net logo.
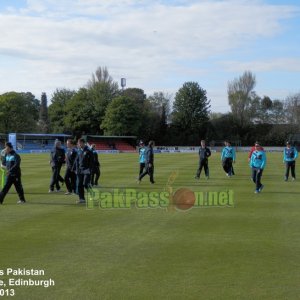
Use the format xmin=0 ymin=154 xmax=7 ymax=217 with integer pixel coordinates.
xmin=86 ymin=188 xmax=234 ymax=211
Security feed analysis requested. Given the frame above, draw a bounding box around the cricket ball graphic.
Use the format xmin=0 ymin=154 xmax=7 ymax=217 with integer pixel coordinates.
xmin=173 ymin=188 xmax=195 ymax=211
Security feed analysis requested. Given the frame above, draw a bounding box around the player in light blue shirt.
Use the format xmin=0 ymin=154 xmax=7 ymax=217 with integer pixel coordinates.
xmin=138 ymin=140 xmax=146 ymax=177
xmin=221 ymin=141 xmax=236 ymax=177
xmin=250 ymin=143 xmax=266 ymax=193
xmin=283 ymin=141 xmax=298 ymax=181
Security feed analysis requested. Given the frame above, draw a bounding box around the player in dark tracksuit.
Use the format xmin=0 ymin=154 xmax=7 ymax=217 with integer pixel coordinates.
xmin=49 ymin=140 xmax=65 ymax=192
xmin=64 ymin=139 xmax=77 ymax=194
xmin=283 ymin=141 xmax=298 ymax=181
xmin=90 ymin=144 xmax=100 ymax=186
xmin=138 ymin=140 xmax=155 ymax=184
xmin=0 ymin=142 xmax=26 ymax=204
xmin=195 ymin=140 xmax=211 ymax=180
xmin=75 ymin=138 xmax=94 ymax=203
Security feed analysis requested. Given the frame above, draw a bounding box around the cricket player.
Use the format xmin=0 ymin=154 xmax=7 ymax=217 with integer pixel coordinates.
xmin=74 ymin=138 xmax=94 ymax=204
xmin=221 ymin=141 xmax=236 ymax=177
xmin=138 ymin=140 xmax=155 ymax=184
xmin=138 ymin=140 xmax=146 ymax=177
xmin=195 ymin=140 xmax=211 ymax=180
xmin=64 ymin=139 xmax=77 ymax=194
xmin=90 ymin=144 xmax=100 ymax=187
xmin=49 ymin=139 xmax=65 ymax=192
xmin=250 ymin=143 xmax=266 ymax=193
xmin=283 ymin=141 xmax=298 ymax=181
xmin=0 ymin=142 xmax=26 ymax=204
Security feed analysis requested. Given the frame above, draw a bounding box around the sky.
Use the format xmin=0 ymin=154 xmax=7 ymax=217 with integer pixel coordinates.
xmin=0 ymin=0 xmax=300 ymax=112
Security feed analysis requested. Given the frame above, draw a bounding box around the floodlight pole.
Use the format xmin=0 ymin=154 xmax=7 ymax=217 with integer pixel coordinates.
xmin=121 ymin=78 xmax=126 ymax=92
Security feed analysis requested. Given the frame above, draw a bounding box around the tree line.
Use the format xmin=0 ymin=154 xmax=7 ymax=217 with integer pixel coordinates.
xmin=0 ymin=67 xmax=299 ymax=145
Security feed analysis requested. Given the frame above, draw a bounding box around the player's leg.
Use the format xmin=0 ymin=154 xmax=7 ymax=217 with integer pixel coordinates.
xmin=203 ymin=160 xmax=209 ymax=178
xmin=285 ymin=162 xmax=290 ymax=181
xmin=139 ymin=164 xmax=149 ymax=181
xmin=83 ymin=174 xmax=92 ymax=190
xmin=64 ymin=168 xmax=72 ymax=193
xmin=77 ymin=174 xmax=85 ymax=201
xmin=139 ymin=163 xmax=145 ymax=176
xmin=13 ymin=176 xmax=26 ymax=203
xmin=222 ymin=159 xmax=227 ymax=174
xmin=195 ymin=160 xmax=203 ymax=179
xmin=94 ymin=166 xmax=100 ymax=186
xmin=0 ymin=175 xmax=14 ymax=204
xmin=149 ymin=165 xmax=154 ymax=184
xmin=257 ymin=169 xmax=264 ymax=192
xmin=228 ymin=158 xmax=233 ymax=176
xmin=291 ymin=161 xmax=296 ymax=180
xmin=57 ymin=164 xmax=64 ymax=189
xmin=71 ymin=171 xmax=77 ymax=193
xmin=49 ymin=166 xmax=58 ymax=191
xmin=90 ymin=168 xmax=95 ymax=186
xmin=252 ymin=168 xmax=257 ymax=184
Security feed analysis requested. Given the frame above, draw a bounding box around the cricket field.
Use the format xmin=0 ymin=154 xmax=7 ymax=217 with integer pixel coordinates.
xmin=0 ymin=152 xmax=299 ymax=299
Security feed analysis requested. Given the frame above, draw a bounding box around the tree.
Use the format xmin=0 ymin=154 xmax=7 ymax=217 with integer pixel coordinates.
xmin=207 ymin=113 xmax=240 ymax=142
xmin=101 ymin=96 xmax=142 ymax=136
xmin=87 ymin=66 xmax=118 ymax=89
xmin=147 ymin=92 xmax=172 ymax=143
xmin=64 ymin=88 xmax=94 ymax=134
xmin=172 ymin=82 xmax=210 ymax=143
xmin=38 ymin=92 xmax=49 ymax=133
xmin=270 ymin=100 xmax=285 ymax=124
xmin=48 ymin=88 xmax=76 ymax=133
xmin=148 ymin=91 xmax=171 ymax=120
xmin=123 ymin=88 xmax=146 ymax=104
xmin=228 ymin=71 xmax=256 ymax=127
xmin=0 ymin=92 xmax=39 ymax=133
xmin=285 ymin=93 xmax=300 ymax=127
xmin=86 ymin=66 xmax=120 ymax=133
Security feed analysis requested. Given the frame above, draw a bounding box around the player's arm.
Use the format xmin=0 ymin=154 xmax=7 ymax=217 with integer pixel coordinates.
xmin=248 ymin=147 xmax=254 ymax=161
xmin=249 ymin=153 xmax=253 ymax=168
xmin=261 ymin=152 xmax=266 ymax=169
xmin=221 ymin=148 xmax=224 ymax=161
xmin=207 ymin=148 xmax=211 ymax=158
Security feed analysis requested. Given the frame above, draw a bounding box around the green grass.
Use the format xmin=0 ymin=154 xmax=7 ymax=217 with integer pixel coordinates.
xmin=1 ymin=152 xmax=300 ymax=299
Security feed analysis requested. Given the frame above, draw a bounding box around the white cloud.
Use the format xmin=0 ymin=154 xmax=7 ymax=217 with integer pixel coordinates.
xmin=0 ymin=0 xmax=299 ymax=111
xmin=220 ymin=58 xmax=300 ymax=72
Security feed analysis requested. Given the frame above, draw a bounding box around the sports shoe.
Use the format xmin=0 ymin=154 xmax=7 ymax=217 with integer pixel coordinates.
xmin=77 ymin=199 xmax=86 ymax=204
xmin=259 ymin=185 xmax=264 ymax=192
xmin=17 ymin=200 xmax=26 ymax=204
xmin=254 ymin=190 xmax=259 ymax=194
xmin=284 ymin=177 xmax=288 ymax=181
xmin=56 ymin=189 xmax=62 ymax=192
xmin=292 ymin=177 xmax=296 ymax=181
xmin=194 ymin=176 xmax=199 ymax=180
xmin=65 ymin=192 xmax=72 ymax=195
xmin=48 ymin=189 xmax=54 ymax=193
